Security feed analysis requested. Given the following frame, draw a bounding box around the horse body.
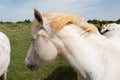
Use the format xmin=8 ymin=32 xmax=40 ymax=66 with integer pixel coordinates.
xmin=57 ymin=24 xmax=120 ymax=80
xmin=0 ymin=32 xmax=10 ymax=80
xmin=25 ymin=9 xmax=120 ymax=80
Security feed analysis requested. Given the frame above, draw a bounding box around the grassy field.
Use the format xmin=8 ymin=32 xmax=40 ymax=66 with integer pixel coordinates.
xmin=0 ymin=23 xmax=77 ymax=80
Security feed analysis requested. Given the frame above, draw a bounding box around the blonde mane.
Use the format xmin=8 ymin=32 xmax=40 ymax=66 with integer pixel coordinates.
xmin=33 ymin=12 xmax=98 ymax=34
xmin=43 ymin=13 xmax=98 ymax=34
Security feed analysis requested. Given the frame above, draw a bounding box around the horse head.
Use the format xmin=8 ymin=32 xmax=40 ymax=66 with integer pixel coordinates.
xmin=25 ymin=9 xmax=58 ymax=71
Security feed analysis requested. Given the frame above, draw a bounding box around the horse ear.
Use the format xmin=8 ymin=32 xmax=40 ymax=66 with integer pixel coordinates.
xmin=34 ymin=8 xmax=43 ymax=25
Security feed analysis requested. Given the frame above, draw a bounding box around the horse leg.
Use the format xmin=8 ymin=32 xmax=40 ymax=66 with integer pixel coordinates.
xmin=77 ymin=73 xmax=86 ymax=80
xmin=77 ymin=74 xmax=81 ymax=80
xmin=0 ymin=72 xmax=7 ymax=80
xmin=77 ymin=73 xmax=83 ymax=80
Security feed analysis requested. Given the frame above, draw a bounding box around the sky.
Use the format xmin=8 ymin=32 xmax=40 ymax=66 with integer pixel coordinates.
xmin=0 ymin=0 xmax=120 ymax=22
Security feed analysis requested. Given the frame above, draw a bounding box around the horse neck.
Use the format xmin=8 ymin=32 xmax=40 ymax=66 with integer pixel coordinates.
xmin=57 ymin=24 xmax=110 ymax=54
xmin=55 ymin=24 xmax=88 ymax=77
xmin=56 ymin=24 xmax=111 ymax=78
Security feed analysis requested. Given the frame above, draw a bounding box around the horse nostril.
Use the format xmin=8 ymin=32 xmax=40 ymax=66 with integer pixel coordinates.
xmin=27 ymin=64 xmax=39 ymax=71
xmin=27 ymin=64 xmax=34 ymax=69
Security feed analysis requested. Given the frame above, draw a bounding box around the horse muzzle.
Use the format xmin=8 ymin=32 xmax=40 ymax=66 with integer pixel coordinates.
xmin=26 ymin=64 xmax=39 ymax=71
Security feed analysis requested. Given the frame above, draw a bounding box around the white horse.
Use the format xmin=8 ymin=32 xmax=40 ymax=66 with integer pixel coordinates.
xmin=101 ymin=23 xmax=120 ymax=38
xmin=25 ymin=9 xmax=120 ymax=80
xmin=101 ymin=23 xmax=120 ymax=47
xmin=0 ymin=32 xmax=11 ymax=80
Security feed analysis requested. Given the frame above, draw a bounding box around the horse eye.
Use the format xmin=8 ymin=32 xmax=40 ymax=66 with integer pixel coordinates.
xmin=31 ymin=38 xmax=36 ymax=44
xmin=39 ymin=26 xmax=45 ymax=30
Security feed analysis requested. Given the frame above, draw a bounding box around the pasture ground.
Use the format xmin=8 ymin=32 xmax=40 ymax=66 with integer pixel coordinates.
xmin=0 ymin=23 xmax=77 ymax=80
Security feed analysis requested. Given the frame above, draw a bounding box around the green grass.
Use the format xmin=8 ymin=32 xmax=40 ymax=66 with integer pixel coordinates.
xmin=0 ymin=23 xmax=77 ymax=80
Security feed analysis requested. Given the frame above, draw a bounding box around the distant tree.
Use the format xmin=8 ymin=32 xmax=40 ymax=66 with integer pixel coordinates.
xmin=117 ymin=18 xmax=120 ymax=24
xmin=16 ymin=21 xmax=24 ymax=23
xmin=88 ymin=19 xmax=101 ymax=24
xmin=93 ymin=19 xmax=100 ymax=24
xmin=87 ymin=20 xmax=92 ymax=23
xmin=16 ymin=19 xmax=31 ymax=23
xmin=101 ymin=20 xmax=109 ymax=24
xmin=24 ymin=19 xmax=31 ymax=23
xmin=108 ymin=20 xmax=114 ymax=23
xmin=5 ymin=22 xmax=13 ymax=24
xmin=0 ymin=21 xmax=3 ymax=23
